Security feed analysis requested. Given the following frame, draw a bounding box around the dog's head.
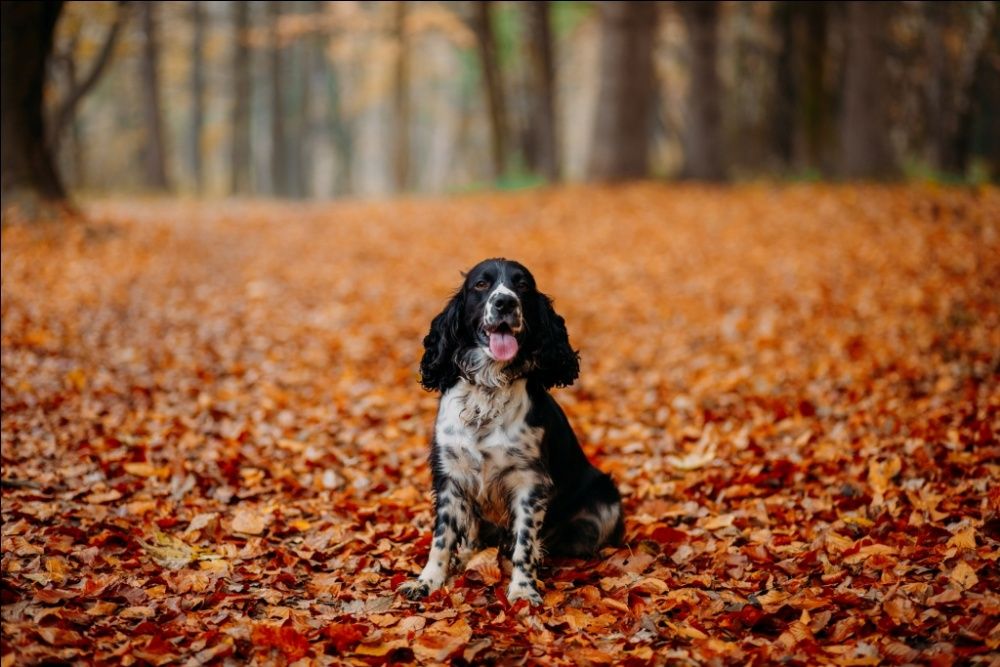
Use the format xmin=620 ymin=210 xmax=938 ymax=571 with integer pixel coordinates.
xmin=420 ymin=258 xmax=580 ymax=392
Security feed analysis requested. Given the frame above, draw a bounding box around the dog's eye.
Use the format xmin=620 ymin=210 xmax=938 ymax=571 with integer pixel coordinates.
xmin=474 ymin=280 xmax=489 ymax=291
xmin=516 ymin=280 xmax=529 ymax=291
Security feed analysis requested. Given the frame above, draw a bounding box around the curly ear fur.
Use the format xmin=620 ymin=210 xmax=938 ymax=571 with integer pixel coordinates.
xmin=530 ymin=294 xmax=580 ymax=389
xmin=420 ymin=291 xmax=464 ymax=392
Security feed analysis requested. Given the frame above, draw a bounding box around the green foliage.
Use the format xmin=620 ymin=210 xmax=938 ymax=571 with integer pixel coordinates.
xmin=550 ymin=1 xmax=594 ymax=39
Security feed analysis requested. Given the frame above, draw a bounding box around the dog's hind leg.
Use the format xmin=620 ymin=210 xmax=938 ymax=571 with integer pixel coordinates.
xmin=544 ymin=473 xmax=623 ymax=558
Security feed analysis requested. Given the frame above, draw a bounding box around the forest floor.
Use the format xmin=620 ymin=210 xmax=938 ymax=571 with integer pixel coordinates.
xmin=2 ymin=184 xmax=998 ymax=665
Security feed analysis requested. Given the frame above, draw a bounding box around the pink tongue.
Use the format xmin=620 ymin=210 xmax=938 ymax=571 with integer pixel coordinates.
xmin=489 ymin=332 xmax=519 ymax=361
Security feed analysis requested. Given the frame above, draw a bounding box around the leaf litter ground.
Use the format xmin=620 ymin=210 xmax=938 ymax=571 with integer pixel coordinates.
xmin=2 ymin=184 xmax=998 ymax=665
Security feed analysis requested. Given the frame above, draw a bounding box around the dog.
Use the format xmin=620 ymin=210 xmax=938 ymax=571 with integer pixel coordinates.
xmin=398 ymin=258 xmax=623 ymax=605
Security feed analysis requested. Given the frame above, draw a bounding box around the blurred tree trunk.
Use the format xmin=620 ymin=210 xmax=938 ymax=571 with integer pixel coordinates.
xmin=965 ymin=9 xmax=1000 ymax=178
xmin=393 ymin=1 xmax=411 ymax=192
xmin=774 ymin=1 xmax=830 ymax=173
xmin=309 ymin=1 xmax=352 ymax=197
xmin=839 ymin=2 xmax=895 ymax=179
xmin=795 ymin=1 xmax=829 ymax=171
xmin=523 ymin=1 xmax=559 ymax=182
xmin=48 ymin=2 xmax=128 ymax=160
xmin=773 ymin=3 xmax=796 ymax=167
xmin=587 ymin=1 xmax=658 ymax=181
xmin=189 ymin=1 xmax=205 ymax=194
xmin=138 ymin=1 xmax=170 ymax=191
xmin=471 ymin=1 xmax=508 ymax=180
xmin=269 ymin=1 xmax=288 ymax=196
xmin=680 ymin=1 xmax=725 ymax=181
xmin=230 ymin=0 xmax=251 ymax=195
xmin=1 ymin=1 xmax=67 ymax=215
xmin=286 ymin=12 xmax=306 ymax=199
xmin=298 ymin=12 xmax=315 ymax=199
xmin=925 ymin=2 xmax=995 ymax=177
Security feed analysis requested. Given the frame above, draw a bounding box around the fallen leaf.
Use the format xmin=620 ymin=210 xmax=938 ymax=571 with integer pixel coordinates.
xmin=231 ymin=507 xmax=271 ymax=535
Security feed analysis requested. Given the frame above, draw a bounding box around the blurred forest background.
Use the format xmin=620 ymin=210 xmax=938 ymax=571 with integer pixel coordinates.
xmin=2 ymin=0 xmax=999 ymax=209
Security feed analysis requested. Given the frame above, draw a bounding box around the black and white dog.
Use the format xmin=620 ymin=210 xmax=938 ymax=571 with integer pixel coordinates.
xmin=399 ymin=258 xmax=623 ymax=605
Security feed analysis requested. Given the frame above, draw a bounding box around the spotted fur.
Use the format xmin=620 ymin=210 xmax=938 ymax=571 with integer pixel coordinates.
xmin=399 ymin=259 xmax=624 ymax=606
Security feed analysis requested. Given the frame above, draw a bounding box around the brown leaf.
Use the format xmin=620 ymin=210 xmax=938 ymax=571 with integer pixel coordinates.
xmin=412 ymin=619 xmax=472 ymax=661
xmin=463 ymin=547 xmax=501 ymax=585
xmin=231 ymin=507 xmax=271 ymax=535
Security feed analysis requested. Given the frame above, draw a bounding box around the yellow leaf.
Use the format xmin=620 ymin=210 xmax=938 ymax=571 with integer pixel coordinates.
xmin=702 ymin=513 xmax=736 ymax=531
xmin=288 ymin=519 xmax=311 ymax=532
xmin=123 ymin=462 xmax=169 ymax=478
xmin=950 ymin=561 xmax=978 ymax=590
xmin=946 ymin=526 xmax=976 ymax=551
xmin=65 ymin=368 xmax=87 ymax=391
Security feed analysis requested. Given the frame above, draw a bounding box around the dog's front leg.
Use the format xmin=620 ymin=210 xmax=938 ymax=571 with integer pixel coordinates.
xmin=399 ymin=482 xmax=473 ymax=600
xmin=506 ymin=478 xmax=550 ymax=605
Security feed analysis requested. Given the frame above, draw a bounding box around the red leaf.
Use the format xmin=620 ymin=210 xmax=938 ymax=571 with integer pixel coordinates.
xmin=650 ymin=526 xmax=688 ymax=545
xmin=252 ymin=624 xmax=310 ymax=662
xmin=322 ymin=623 xmax=365 ymax=653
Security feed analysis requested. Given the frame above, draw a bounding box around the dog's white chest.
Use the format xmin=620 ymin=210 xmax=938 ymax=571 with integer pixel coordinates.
xmin=434 ymin=380 xmax=543 ymax=524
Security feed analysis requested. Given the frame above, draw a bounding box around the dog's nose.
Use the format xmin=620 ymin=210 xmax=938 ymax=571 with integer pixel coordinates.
xmin=493 ymin=294 xmax=518 ymax=315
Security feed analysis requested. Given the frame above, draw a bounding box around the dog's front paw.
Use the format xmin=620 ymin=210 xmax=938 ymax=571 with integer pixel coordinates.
xmin=397 ymin=579 xmax=432 ymax=600
xmin=506 ymin=581 xmax=543 ymax=606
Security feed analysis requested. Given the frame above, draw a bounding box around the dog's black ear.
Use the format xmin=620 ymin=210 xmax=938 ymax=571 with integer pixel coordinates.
xmin=530 ymin=294 xmax=580 ymax=389
xmin=420 ymin=290 xmax=465 ymax=392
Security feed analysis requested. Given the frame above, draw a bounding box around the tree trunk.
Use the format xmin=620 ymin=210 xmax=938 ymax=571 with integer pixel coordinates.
xmin=680 ymin=1 xmax=725 ymax=181
xmin=470 ymin=1 xmax=508 ymax=180
xmin=773 ymin=1 xmax=830 ymax=173
xmin=965 ymin=8 xmax=1000 ymax=178
xmin=795 ymin=1 xmax=829 ymax=171
xmin=138 ymin=1 xmax=170 ymax=191
xmin=230 ymin=0 xmax=251 ymax=195
xmin=285 ymin=10 xmax=306 ymax=199
xmin=311 ymin=0 xmax=352 ymax=197
xmin=773 ymin=3 xmax=795 ymax=168
xmin=1 ymin=1 xmax=67 ymax=215
xmin=587 ymin=1 xmax=658 ymax=181
xmin=190 ymin=0 xmax=205 ymax=193
xmin=523 ymin=1 xmax=559 ymax=182
xmin=839 ymin=2 xmax=895 ymax=179
xmin=48 ymin=1 xmax=128 ymax=159
xmin=392 ymin=1 xmax=411 ymax=192
xmin=269 ymin=1 xmax=288 ymax=196
xmin=925 ymin=1 xmax=995 ymax=177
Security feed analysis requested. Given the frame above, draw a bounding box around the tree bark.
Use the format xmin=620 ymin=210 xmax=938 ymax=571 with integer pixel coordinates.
xmin=190 ymin=0 xmax=205 ymax=193
xmin=773 ymin=1 xmax=830 ymax=173
xmin=795 ymin=1 xmax=829 ymax=171
xmin=1 ymin=1 xmax=67 ymax=214
xmin=230 ymin=0 xmax=251 ymax=195
xmin=48 ymin=1 xmax=128 ymax=158
xmin=392 ymin=1 xmax=411 ymax=192
xmin=680 ymin=1 xmax=725 ymax=181
xmin=839 ymin=2 xmax=895 ymax=179
xmin=587 ymin=1 xmax=658 ymax=181
xmin=523 ymin=1 xmax=559 ymax=182
xmin=269 ymin=1 xmax=288 ymax=196
xmin=925 ymin=1 xmax=995 ymax=176
xmin=308 ymin=0 xmax=352 ymax=196
xmin=470 ymin=1 xmax=508 ymax=180
xmin=138 ymin=1 xmax=170 ymax=191
xmin=285 ymin=9 xmax=306 ymax=199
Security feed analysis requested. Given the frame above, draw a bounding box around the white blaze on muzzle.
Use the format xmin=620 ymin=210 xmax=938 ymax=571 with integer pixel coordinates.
xmin=485 ymin=284 xmax=522 ymax=361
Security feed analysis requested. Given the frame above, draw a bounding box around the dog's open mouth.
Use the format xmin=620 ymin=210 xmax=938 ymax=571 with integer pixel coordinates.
xmin=483 ymin=323 xmax=519 ymax=361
